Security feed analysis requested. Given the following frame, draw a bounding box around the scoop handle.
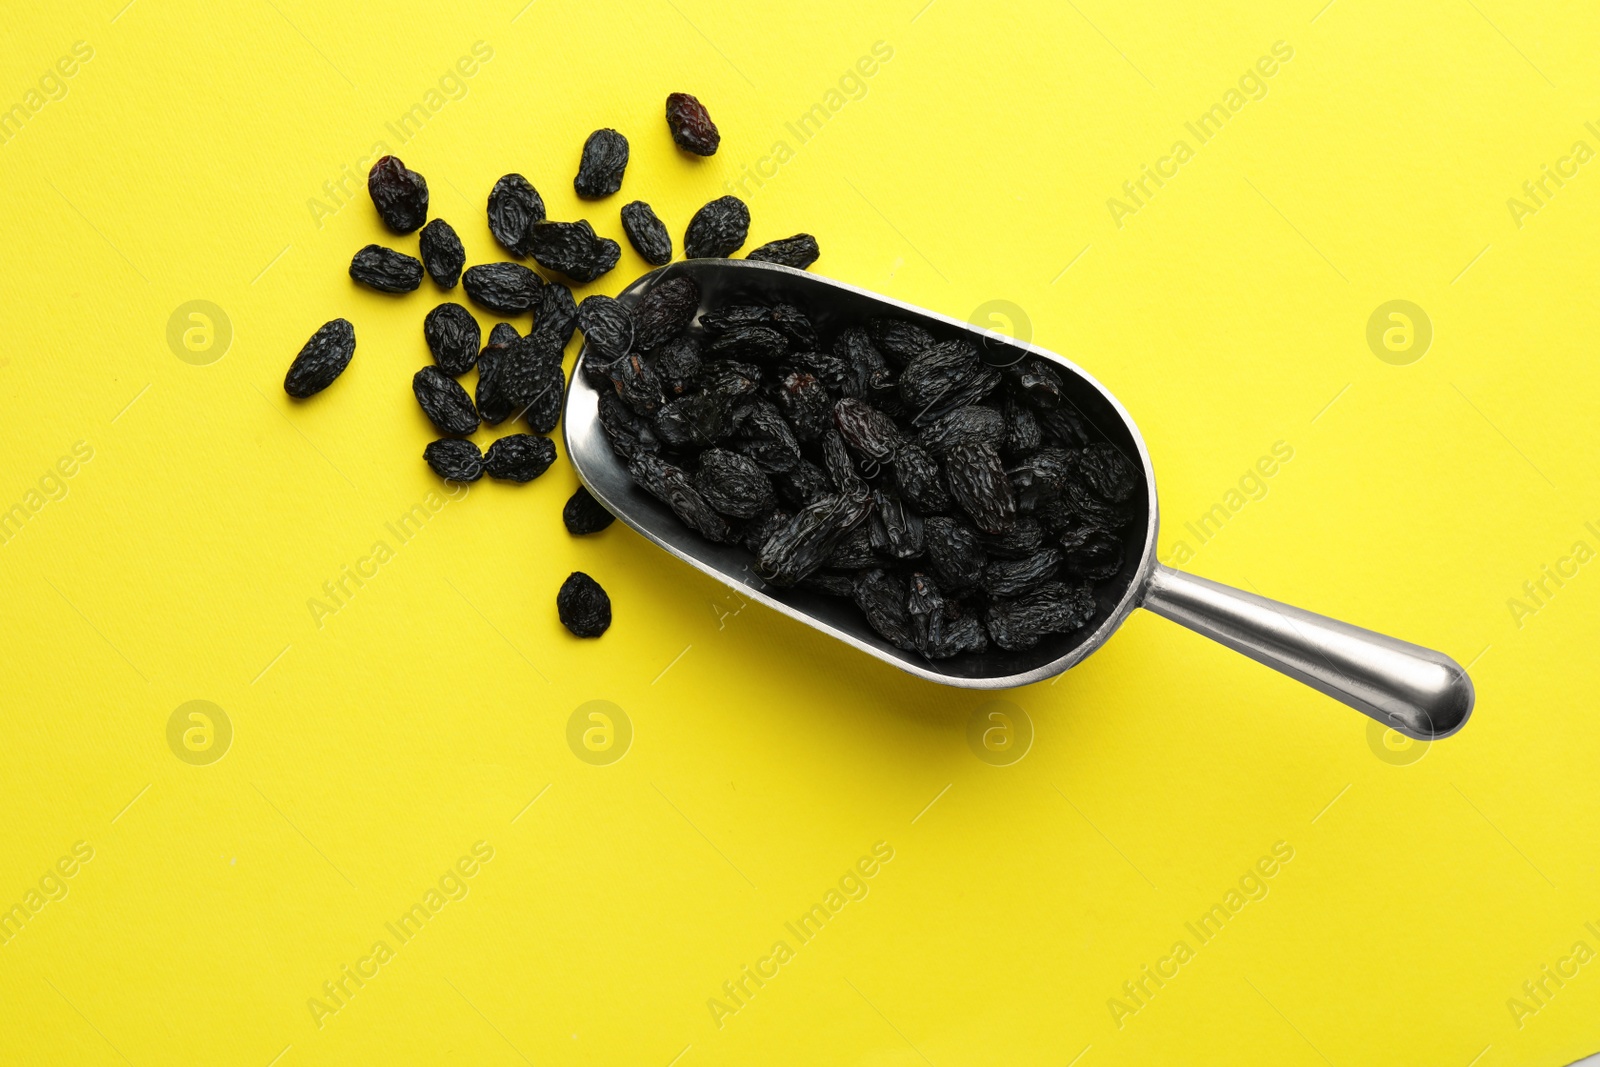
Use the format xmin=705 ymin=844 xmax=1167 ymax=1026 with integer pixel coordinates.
xmin=1140 ymin=565 xmax=1473 ymax=740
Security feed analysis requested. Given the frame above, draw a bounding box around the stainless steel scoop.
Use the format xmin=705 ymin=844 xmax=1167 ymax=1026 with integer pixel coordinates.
xmin=563 ymin=260 xmax=1474 ymax=741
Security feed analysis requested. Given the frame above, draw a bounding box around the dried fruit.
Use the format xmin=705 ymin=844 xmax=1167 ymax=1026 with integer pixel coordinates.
xmin=529 ymin=220 xmax=621 ymax=283
xmin=701 ymin=304 xmax=771 ymax=335
xmin=423 ymin=303 xmax=481 ymax=375
xmin=775 ymin=371 xmax=831 ymax=442
xmin=694 ymin=449 xmax=774 ymax=518
xmin=917 ymin=405 xmax=1005 ymax=457
xmin=924 ymin=517 xmax=986 ymax=594
xmin=487 ymin=174 xmax=546 ymax=257
xmin=769 ymin=304 xmax=819 ymax=350
xmin=577 ymin=295 xmax=635 ymax=367
xmin=628 ymin=453 xmax=731 ymax=542
xmin=834 ymin=327 xmax=894 ymax=397
xmin=632 ymin=275 xmax=700 ymax=351
xmin=418 ymin=219 xmax=465 ymax=287
xmin=944 ymin=441 xmax=1016 ymax=535
xmin=367 ymin=156 xmax=428 ymax=233
xmin=665 ymin=92 xmax=720 ymax=155
xmin=474 ymin=330 xmax=516 ymax=425
xmin=984 ymin=581 xmax=1095 ymax=651
xmin=754 ymin=493 xmax=872 ymax=586
xmin=423 ymin=438 xmax=483 ymax=482
xmin=890 ymin=444 xmax=950 ymax=512
xmin=854 ymin=569 xmax=914 ymax=649
xmin=607 ymin=352 xmax=665 ymax=415
xmin=868 ymin=318 xmax=934 ymax=366
xmin=574 ymin=129 xmax=629 ymax=198
xmin=747 ymin=234 xmax=820 ymax=269
xmin=350 ymin=245 xmax=423 ymax=293
xmin=521 ymin=356 xmax=566 ymax=435
xmin=684 ymin=196 xmax=750 ymax=258
xmin=655 ymin=335 xmax=703 ymax=397
xmin=981 ymin=548 xmax=1063 ymax=598
xmin=530 ymin=283 xmax=579 ymax=353
xmin=285 ymin=318 xmax=355 ymax=398
xmin=709 ymin=324 xmax=786 ymax=363
xmin=832 ymin=398 xmax=901 ymax=461
xmin=485 ymin=433 xmax=556 ymax=482
xmin=557 ymin=571 xmax=611 ymax=637
xmin=732 ymin=400 xmax=801 ymax=472
xmin=413 ymin=366 xmax=479 ymax=435
xmin=620 ymin=200 xmax=672 ymax=265
xmin=563 ymin=485 xmax=615 ymax=535
xmin=1073 ymin=443 xmax=1140 ymax=503
xmin=463 ymin=263 xmax=542 ymax=314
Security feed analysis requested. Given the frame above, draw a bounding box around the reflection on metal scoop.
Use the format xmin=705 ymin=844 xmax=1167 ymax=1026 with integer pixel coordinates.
xmin=562 ymin=260 xmax=1473 ymax=741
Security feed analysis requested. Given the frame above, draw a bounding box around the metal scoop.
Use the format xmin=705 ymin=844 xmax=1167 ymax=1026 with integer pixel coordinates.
xmin=563 ymin=260 xmax=1473 ymax=741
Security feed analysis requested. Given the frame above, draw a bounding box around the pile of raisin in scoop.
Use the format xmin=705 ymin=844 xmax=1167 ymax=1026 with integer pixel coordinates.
xmin=585 ymin=280 xmax=1143 ymax=659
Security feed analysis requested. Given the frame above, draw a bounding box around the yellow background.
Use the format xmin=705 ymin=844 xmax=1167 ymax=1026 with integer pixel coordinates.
xmin=2 ymin=0 xmax=1596 ymax=1064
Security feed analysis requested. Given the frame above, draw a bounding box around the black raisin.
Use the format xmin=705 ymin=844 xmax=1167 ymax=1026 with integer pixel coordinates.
xmin=754 ymin=493 xmax=872 ymax=587
xmin=1073 ymin=443 xmax=1140 ymax=503
xmin=655 ymin=335 xmax=703 ymax=397
xmin=284 ymin=318 xmax=355 ymax=398
xmin=984 ymin=581 xmax=1095 ymax=651
xmin=853 ymin=569 xmax=915 ymax=650
xmin=563 ymin=485 xmax=616 ymax=535
xmin=868 ymin=318 xmax=934 ymax=367
xmin=462 ymin=263 xmax=542 ymax=314
xmin=747 ymin=234 xmax=820 ymax=269
xmin=628 ymin=453 xmax=731 ymax=542
xmin=557 ymin=571 xmax=611 ymax=638
xmin=916 ymin=405 xmax=1005 ymax=457
xmin=732 ymin=400 xmax=801 ymax=473
xmin=666 ymin=92 xmax=720 ymax=155
xmin=980 ymin=516 xmax=1046 ymax=560
xmin=574 ymin=129 xmax=629 ymax=198
xmin=418 ymin=218 xmax=465 ymax=288
xmin=708 ymin=324 xmax=786 ymax=363
xmin=1008 ymin=447 xmax=1074 ymax=510
xmin=890 ymin=444 xmax=950 ymax=512
xmin=867 ymin=491 xmax=925 ymax=560
xmin=773 ymin=460 xmax=831 ymax=510
xmin=475 ymin=342 xmax=514 ymax=425
xmin=577 ymin=295 xmax=635 ymax=366
xmin=620 ymin=200 xmax=673 ymax=265
xmin=487 ymin=174 xmax=546 ymax=257
xmin=413 ymin=366 xmax=479 ymax=435
xmin=367 ymin=156 xmax=428 ymax=233
xmin=632 ymin=275 xmax=700 ymax=351
xmin=529 ymin=282 xmax=579 ymax=353
xmin=423 ymin=303 xmax=481 ymax=375
xmin=522 ymin=357 xmax=566 ymax=435
xmin=530 ymin=220 xmax=621 ymax=283
xmin=828 ymin=526 xmax=879 ymax=570
xmin=1002 ymin=392 xmax=1043 ymax=457
xmin=1006 ymin=357 xmax=1065 ymax=409
xmin=832 ymin=398 xmax=901 ymax=461
xmin=821 ymin=428 xmax=868 ymax=497
xmin=833 ymin=327 xmax=894 ymax=397
xmin=694 ymin=448 xmax=775 ymax=518
xmin=598 ymin=392 xmax=661 ymax=459
xmin=924 ymin=517 xmax=986 ymax=594
xmin=981 ymin=548 xmax=1063 ymax=597
xmin=907 ymin=574 xmax=988 ymax=659
xmin=350 ymin=244 xmax=423 ymax=293
xmin=485 ymin=433 xmax=556 ymax=482
xmin=742 ymin=506 xmax=790 ymax=554
xmin=608 ymin=352 xmax=665 ymax=415
xmin=423 ymin=438 xmax=483 ymax=482
xmin=684 ymin=196 xmax=750 ymax=258
xmin=700 ymin=304 xmax=771 ymax=335
xmin=775 ymin=371 xmax=831 ymax=442
xmin=768 ymin=305 xmax=819 ymax=349
xmin=944 ymin=441 xmax=1016 ymax=535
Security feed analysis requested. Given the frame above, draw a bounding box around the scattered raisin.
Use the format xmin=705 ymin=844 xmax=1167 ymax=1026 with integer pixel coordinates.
xmin=684 ymin=196 xmax=750 ymax=258
xmin=418 ymin=219 xmax=465 ymax=287
xmin=487 ymin=174 xmax=546 ymax=257
xmin=367 ymin=156 xmax=428 ymax=233
xmin=557 ymin=571 xmax=611 ymax=637
xmin=665 ymin=92 xmax=720 ymax=155
xmin=485 ymin=433 xmax=556 ymax=482
xmin=529 ymin=220 xmax=621 ymax=283
xmin=620 ymin=200 xmax=672 ymax=265
xmin=423 ymin=303 xmax=481 ymax=375
xmin=463 ymin=262 xmax=542 ymax=314
xmin=563 ymin=485 xmax=615 ymax=535
xmin=574 ymin=129 xmax=629 ymax=198
xmin=423 ymin=438 xmax=484 ymax=482
xmin=530 ymin=282 xmax=580 ymax=353
xmin=413 ymin=366 xmax=480 ymax=435
xmin=284 ymin=319 xmax=356 ymax=398
xmin=350 ymin=245 xmax=423 ymax=293
xmin=747 ymin=234 xmax=820 ymax=269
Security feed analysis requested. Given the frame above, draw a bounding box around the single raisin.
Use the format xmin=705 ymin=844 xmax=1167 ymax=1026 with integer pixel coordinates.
xmin=521 ymin=355 xmax=566 ymax=435
xmin=832 ymin=398 xmax=901 ymax=461
xmin=577 ymin=295 xmax=635 ymax=364
xmin=747 ymin=234 xmax=820 ymax=269
xmin=984 ymin=581 xmax=1095 ymax=651
xmin=284 ymin=318 xmax=355 ymax=398
xmin=563 ymin=485 xmax=615 ymax=535
xmin=924 ymin=517 xmax=986 ymax=594
xmin=530 ymin=282 xmax=579 ymax=353
xmin=768 ymin=304 xmax=819 ymax=350
xmin=423 ymin=303 xmax=481 ymax=375
xmin=981 ymin=548 xmax=1063 ymax=598
xmin=413 ymin=366 xmax=479 ymax=435
xmin=867 ymin=491 xmax=925 ymax=560
xmin=684 ymin=196 xmax=750 ymax=258
xmin=628 ymin=453 xmax=731 ymax=542
xmin=530 ymin=220 xmax=621 ymax=283
xmin=694 ymin=448 xmax=775 ymax=518
xmin=423 ymin=438 xmax=484 ymax=482
xmin=620 ymin=200 xmax=672 ymax=265
xmin=557 ymin=571 xmax=611 ymax=637
xmin=944 ymin=441 xmax=1016 ymax=535
xmin=665 ymin=92 xmax=720 ymax=155
xmin=574 ymin=129 xmax=629 ymax=199
xmin=754 ymin=493 xmax=872 ymax=587
xmin=418 ymin=218 xmax=465 ymax=287
xmin=775 ymin=371 xmax=831 ymax=442
xmin=868 ymin=318 xmax=934 ymax=367
xmin=632 ymin=275 xmax=700 ymax=351
xmin=608 ymin=352 xmax=665 ymax=415
xmin=853 ymin=569 xmax=915 ymax=650
xmin=708 ymin=324 xmax=787 ymax=363
xmin=485 ymin=433 xmax=556 ymax=482
xmin=487 ymin=174 xmax=546 ymax=256
xmin=1073 ymin=443 xmax=1140 ymax=503
xmin=475 ymin=340 xmax=514 ymax=425
xmin=890 ymin=444 xmax=950 ymax=513
xmin=462 ymin=262 xmax=542 ymax=314
xmin=700 ymin=304 xmax=770 ymax=335
xmin=916 ymin=405 xmax=1005 ymax=457
xmin=367 ymin=156 xmax=428 ymax=233
xmin=834 ymin=327 xmax=894 ymax=397
xmin=732 ymin=400 xmax=801 ymax=473
xmin=350 ymin=245 xmax=423 ymax=293
xmin=655 ymin=335 xmax=703 ymax=397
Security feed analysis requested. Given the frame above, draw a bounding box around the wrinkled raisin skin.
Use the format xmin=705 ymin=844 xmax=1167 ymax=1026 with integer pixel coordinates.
xmin=423 ymin=438 xmax=483 ymax=482
xmin=620 ymin=200 xmax=673 ymax=265
xmin=485 ymin=433 xmax=556 ymax=482
xmin=462 ymin=262 xmax=542 ymax=314
xmin=423 ymin=303 xmax=480 ymax=376
xmin=557 ymin=571 xmax=611 ymax=637
xmin=574 ymin=129 xmax=629 ymax=199
xmin=367 ymin=156 xmax=428 ymax=233
xmin=563 ymin=485 xmax=615 ymax=535
xmin=530 ymin=220 xmax=621 ymax=283
xmin=747 ymin=234 xmax=820 ymax=269
xmin=487 ymin=174 xmax=546 ymax=257
xmin=350 ymin=245 xmax=423 ymax=293
xmin=418 ymin=219 xmax=465 ymax=288
xmin=285 ymin=319 xmax=355 ymax=398
xmin=665 ymin=92 xmax=720 ymax=155
xmin=413 ymin=366 xmax=479 ymax=435
xmin=684 ymin=196 xmax=750 ymax=258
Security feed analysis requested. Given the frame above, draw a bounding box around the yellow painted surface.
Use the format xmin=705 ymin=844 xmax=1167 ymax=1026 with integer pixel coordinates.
xmin=2 ymin=1 xmax=1597 ymax=1064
